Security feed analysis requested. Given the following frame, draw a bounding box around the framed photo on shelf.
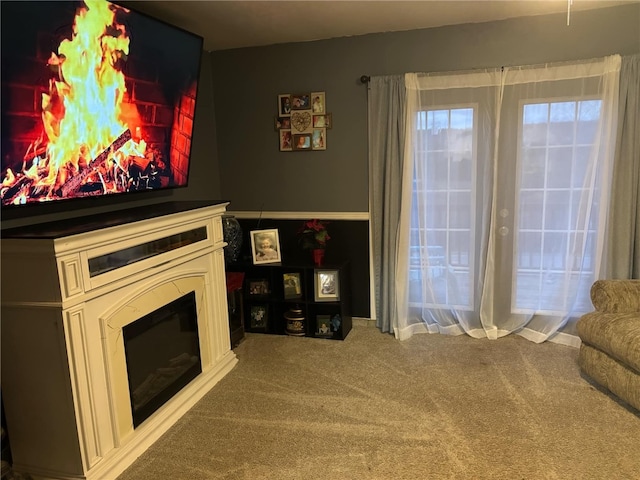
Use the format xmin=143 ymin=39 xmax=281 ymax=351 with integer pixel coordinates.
xmin=250 ymin=304 xmax=268 ymax=330
xmin=311 ymin=91 xmax=325 ymax=114
xmin=278 ymin=94 xmax=292 ymax=116
xmin=250 ymin=229 xmax=282 ymax=264
xmin=314 ymin=269 xmax=340 ymax=302
xmin=315 ymin=314 xmax=333 ymax=337
xmin=248 ymin=279 xmax=270 ymax=295
xmin=312 ymin=113 xmax=332 ymax=129
xmin=283 ymin=272 xmax=302 ymax=299
xmin=293 ymin=133 xmax=312 ymax=151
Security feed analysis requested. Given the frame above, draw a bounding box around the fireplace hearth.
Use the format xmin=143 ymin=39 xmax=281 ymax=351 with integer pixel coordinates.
xmin=1 ymin=201 xmax=237 ymax=480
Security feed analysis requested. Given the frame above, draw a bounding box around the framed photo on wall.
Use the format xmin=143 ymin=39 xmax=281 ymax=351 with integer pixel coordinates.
xmin=312 ymin=113 xmax=332 ymax=129
xmin=314 ymin=269 xmax=340 ymax=302
xmin=279 ymin=130 xmax=293 ymax=151
xmin=278 ymin=94 xmax=292 ymax=116
xmin=312 ymin=129 xmax=326 ymax=150
xmin=275 ymin=116 xmax=291 ymax=130
xmin=275 ymin=92 xmax=331 ymax=152
xmin=291 ymin=93 xmax=310 ymax=110
xmin=311 ymin=91 xmax=325 ymax=114
xmin=293 ymin=133 xmax=312 ymax=151
xmin=250 ymin=229 xmax=282 ymax=264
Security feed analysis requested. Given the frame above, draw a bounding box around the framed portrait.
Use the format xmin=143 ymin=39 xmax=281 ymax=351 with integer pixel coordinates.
xmin=248 ymin=279 xmax=270 ymax=296
xmin=291 ymin=93 xmax=310 ymax=110
xmin=312 ymin=113 xmax=332 ymax=129
xmin=279 ymin=129 xmax=293 ymax=151
xmin=274 ymin=116 xmax=291 ymax=130
xmin=311 ymin=91 xmax=325 ymax=114
xmin=250 ymin=229 xmax=281 ymax=264
xmin=283 ymin=272 xmax=302 ymax=299
xmin=293 ymin=133 xmax=312 ymax=151
xmin=314 ymin=269 xmax=340 ymax=302
xmin=249 ymin=304 xmax=268 ymax=330
xmin=278 ymin=94 xmax=292 ymax=116
xmin=315 ymin=314 xmax=333 ymax=337
xmin=312 ymin=128 xmax=326 ymax=151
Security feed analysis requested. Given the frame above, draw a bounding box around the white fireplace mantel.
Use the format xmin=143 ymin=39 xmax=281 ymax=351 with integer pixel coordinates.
xmin=1 ymin=201 xmax=237 ymax=480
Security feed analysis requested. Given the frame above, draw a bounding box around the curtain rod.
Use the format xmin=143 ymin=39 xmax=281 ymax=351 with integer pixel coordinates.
xmin=360 ymin=75 xmax=370 ymax=84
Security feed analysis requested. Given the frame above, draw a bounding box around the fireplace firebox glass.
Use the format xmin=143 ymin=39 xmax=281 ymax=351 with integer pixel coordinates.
xmin=123 ymin=291 xmax=201 ymax=428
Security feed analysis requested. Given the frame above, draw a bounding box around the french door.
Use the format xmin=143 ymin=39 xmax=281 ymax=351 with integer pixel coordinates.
xmin=407 ymin=60 xmax=619 ymax=340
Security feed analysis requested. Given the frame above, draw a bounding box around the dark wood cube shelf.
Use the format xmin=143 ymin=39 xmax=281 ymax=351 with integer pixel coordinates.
xmin=227 ymin=261 xmax=352 ymax=340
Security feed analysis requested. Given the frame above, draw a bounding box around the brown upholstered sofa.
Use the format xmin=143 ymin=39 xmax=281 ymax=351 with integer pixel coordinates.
xmin=576 ymin=279 xmax=640 ymax=411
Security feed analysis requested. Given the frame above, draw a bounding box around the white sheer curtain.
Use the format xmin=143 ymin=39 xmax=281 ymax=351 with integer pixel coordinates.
xmin=396 ymin=56 xmax=621 ymax=344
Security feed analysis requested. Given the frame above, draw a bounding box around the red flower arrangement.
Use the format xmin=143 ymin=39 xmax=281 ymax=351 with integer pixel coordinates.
xmin=298 ymin=219 xmax=330 ymax=250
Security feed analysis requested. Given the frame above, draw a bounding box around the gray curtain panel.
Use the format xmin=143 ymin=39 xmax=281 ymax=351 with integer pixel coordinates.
xmin=607 ymin=54 xmax=640 ymax=279
xmin=368 ymin=75 xmax=406 ymax=333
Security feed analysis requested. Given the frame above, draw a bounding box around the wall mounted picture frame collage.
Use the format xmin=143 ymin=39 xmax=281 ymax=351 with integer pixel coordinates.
xmin=276 ymin=92 xmax=331 ymax=152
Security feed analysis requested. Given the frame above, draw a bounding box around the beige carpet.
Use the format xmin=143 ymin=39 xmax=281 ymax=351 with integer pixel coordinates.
xmin=116 ymin=326 xmax=640 ymax=480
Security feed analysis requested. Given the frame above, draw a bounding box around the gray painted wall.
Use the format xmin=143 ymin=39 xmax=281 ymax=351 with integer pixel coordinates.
xmin=211 ymin=3 xmax=640 ymax=213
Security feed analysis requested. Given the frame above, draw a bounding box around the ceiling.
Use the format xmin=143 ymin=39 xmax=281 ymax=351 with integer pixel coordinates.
xmin=124 ymin=0 xmax=637 ymax=52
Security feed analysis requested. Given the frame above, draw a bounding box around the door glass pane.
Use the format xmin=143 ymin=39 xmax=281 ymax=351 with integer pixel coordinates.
xmin=514 ymin=100 xmax=601 ymax=313
xmin=410 ymin=107 xmax=475 ymax=309
xmin=520 ymin=147 xmax=546 ymax=188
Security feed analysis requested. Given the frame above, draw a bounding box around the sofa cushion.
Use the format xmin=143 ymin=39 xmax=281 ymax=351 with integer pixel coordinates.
xmin=590 ymin=279 xmax=640 ymax=313
xmin=576 ymin=312 xmax=640 ymax=374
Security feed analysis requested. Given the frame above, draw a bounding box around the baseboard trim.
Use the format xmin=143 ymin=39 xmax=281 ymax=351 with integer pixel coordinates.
xmin=352 ymin=317 xmax=376 ymax=327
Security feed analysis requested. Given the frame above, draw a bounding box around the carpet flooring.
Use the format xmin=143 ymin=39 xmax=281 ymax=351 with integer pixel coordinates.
xmin=116 ymin=326 xmax=640 ymax=480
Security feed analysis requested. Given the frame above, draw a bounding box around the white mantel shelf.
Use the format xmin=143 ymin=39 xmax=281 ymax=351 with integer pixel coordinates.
xmin=1 ymin=201 xmax=237 ymax=480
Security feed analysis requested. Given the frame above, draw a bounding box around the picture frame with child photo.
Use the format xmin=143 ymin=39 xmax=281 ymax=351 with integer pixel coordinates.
xmin=250 ymin=229 xmax=282 ymax=264
xmin=293 ymin=133 xmax=312 ymax=151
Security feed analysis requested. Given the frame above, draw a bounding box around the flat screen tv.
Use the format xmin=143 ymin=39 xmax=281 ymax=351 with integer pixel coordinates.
xmin=1 ymin=0 xmax=203 ymax=208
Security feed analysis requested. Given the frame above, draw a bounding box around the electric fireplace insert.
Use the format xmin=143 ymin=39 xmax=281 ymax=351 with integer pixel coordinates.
xmin=123 ymin=291 xmax=201 ymax=428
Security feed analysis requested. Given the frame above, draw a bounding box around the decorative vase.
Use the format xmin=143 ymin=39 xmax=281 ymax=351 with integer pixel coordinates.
xmin=284 ymin=305 xmax=306 ymax=336
xmin=312 ymin=248 xmax=325 ymax=266
xmin=222 ymin=215 xmax=243 ymax=265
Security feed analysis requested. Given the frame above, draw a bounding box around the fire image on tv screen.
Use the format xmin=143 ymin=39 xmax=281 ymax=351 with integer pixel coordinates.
xmin=1 ymin=0 xmax=203 ymax=207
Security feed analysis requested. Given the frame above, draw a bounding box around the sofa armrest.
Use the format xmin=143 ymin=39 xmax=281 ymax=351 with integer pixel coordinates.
xmin=591 ymin=280 xmax=640 ymax=313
